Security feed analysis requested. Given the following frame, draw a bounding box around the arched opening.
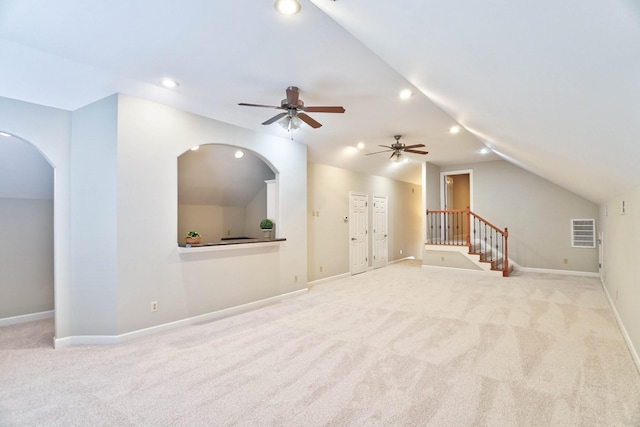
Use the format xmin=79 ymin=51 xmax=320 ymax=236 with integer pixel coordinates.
xmin=177 ymin=144 xmax=277 ymax=245
xmin=0 ymin=131 xmax=55 ymax=346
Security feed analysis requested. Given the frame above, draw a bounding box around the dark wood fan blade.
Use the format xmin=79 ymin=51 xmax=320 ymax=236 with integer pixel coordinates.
xmin=303 ymin=106 xmax=345 ymax=113
xmin=239 ymin=102 xmax=283 ymax=109
xmin=297 ymin=113 xmax=322 ymax=128
xmin=365 ymin=149 xmax=393 ymax=155
xmin=390 ymin=152 xmax=398 ymax=160
xmin=286 ymin=86 xmax=299 ymax=106
xmin=261 ymin=112 xmax=288 ymax=125
xmin=402 ymin=144 xmax=426 ymax=149
xmin=404 ymin=149 xmax=429 ymax=155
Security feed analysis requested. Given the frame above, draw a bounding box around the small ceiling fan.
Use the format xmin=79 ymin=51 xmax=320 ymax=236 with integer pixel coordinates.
xmin=366 ymin=135 xmax=429 ymax=160
xmin=238 ymin=86 xmax=345 ymax=130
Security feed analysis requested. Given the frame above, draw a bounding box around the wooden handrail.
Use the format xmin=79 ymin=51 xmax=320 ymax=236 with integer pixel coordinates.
xmin=468 ymin=211 xmax=507 ymax=237
xmin=427 ymin=208 xmax=507 ymax=236
xmin=426 ymin=208 xmax=510 ymax=277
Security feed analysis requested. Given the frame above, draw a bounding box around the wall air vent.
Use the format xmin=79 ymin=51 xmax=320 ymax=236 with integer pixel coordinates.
xmin=571 ymin=219 xmax=596 ymax=248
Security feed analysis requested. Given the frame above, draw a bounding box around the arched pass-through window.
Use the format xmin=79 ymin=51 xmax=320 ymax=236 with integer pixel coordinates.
xmin=177 ymin=144 xmax=276 ymax=245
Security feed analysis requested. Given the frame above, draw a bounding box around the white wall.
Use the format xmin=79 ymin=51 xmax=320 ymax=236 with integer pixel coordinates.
xmin=178 ymin=204 xmax=223 ymax=244
xmin=1 ymin=94 xmax=306 ymax=341
xmin=436 ymin=160 xmax=599 ymax=272
xmin=70 ymin=95 xmax=119 ymax=335
xmin=308 ymin=162 xmax=422 ymax=281
xmin=0 ymin=96 xmax=71 ymax=339
xmin=244 ymin=184 xmax=268 ymax=238
xmin=0 ymin=198 xmax=54 ymax=318
xmin=599 ymin=186 xmax=640 ymax=366
xmin=113 ymin=95 xmax=307 ymax=334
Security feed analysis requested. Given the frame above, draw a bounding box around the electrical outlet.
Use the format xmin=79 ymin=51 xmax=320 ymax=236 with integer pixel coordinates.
xmin=441 ymin=256 xmax=445 ymax=261
xmin=564 ymin=258 xmax=568 ymax=264
xmin=151 ymin=301 xmax=158 ymax=312
xmin=320 ymin=266 xmax=323 ymax=272
xmin=400 ymin=249 xmax=403 ymax=255
xmin=294 ymin=275 xmax=298 ymax=283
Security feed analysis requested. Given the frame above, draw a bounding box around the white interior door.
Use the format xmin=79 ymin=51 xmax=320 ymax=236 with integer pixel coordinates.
xmin=349 ymin=192 xmax=368 ymax=275
xmin=372 ymin=195 xmax=388 ymax=269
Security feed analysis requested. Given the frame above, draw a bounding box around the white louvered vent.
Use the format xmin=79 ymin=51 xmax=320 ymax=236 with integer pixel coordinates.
xmin=571 ymin=219 xmax=596 ymax=248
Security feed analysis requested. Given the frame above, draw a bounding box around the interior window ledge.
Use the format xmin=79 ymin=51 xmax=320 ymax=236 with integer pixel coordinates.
xmin=177 ymin=238 xmax=286 ymax=253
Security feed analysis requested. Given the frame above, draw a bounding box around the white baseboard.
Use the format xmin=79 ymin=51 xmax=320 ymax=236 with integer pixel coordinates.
xmin=308 ymin=258 xmax=416 ymax=289
xmin=53 ymin=289 xmax=307 ymax=349
xmin=516 ymin=266 xmax=599 ymax=277
xmin=307 ymin=273 xmax=350 ymax=289
xmin=600 ymin=279 xmax=640 ymax=374
xmin=421 ymin=264 xmax=502 ymax=275
xmin=390 ymin=256 xmax=416 ymax=265
xmin=0 ymin=310 xmax=54 ymax=327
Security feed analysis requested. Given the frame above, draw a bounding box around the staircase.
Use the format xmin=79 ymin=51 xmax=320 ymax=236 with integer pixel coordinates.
xmin=425 ymin=208 xmax=512 ymax=277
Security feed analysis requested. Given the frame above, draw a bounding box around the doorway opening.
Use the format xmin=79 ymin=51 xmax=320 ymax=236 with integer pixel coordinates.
xmin=440 ymin=170 xmax=473 ymax=211
xmin=0 ymin=132 xmax=55 ymax=345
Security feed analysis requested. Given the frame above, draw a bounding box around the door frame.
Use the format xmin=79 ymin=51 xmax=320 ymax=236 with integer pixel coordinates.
xmin=440 ymin=169 xmax=474 ymax=211
xmin=372 ymin=194 xmax=388 ymax=269
xmin=349 ymin=191 xmax=369 ymax=275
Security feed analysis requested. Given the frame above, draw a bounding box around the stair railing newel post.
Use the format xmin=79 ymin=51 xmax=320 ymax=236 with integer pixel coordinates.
xmin=465 ymin=207 xmax=471 ymax=248
xmin=503 ymin=227 xmax=509 ymax=277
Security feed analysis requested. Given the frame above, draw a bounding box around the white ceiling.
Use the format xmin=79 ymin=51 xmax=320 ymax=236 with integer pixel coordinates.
xmin=1 ymin=0 xmax=638 ymax=203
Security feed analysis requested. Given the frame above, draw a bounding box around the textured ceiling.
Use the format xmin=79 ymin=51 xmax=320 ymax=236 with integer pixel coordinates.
xmin=1 ymin=0 xmax=639 ymax=203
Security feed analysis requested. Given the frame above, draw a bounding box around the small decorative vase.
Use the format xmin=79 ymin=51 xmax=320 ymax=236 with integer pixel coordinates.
xmin=262 ymin=229 xmax=272 ymax=239
xmin=185 ymin=236 xmax=202 ymax=244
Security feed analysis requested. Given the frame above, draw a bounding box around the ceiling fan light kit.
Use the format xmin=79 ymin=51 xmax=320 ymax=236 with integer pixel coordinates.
xmin=366 ymin=135 xmax=429 ymax=161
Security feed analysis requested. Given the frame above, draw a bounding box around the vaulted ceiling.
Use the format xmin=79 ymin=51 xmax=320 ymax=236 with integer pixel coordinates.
xmin=1 ymin=0 xmax=638 ymax=204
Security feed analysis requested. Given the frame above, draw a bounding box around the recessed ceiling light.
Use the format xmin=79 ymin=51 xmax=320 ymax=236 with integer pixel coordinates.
xmin=234 ymin=150 xmax=244 ymax=159
xmin=449 ymin=125 xmax=460 ymax=134
xmin=0 ymin=132 xmax=11 ymax=137
xmin=190 ymin=146 xmax=199 ymax=151
xmin=479 ymin=148 xmax=490 ymax=155
xmin=402 ymin=158 xmax=409 ymax=163
xmin=399 ymin=89 xmax=412 ymax=100
xmin=274 ymin=0 xmax=301 ymax=15
xmin=357 ymin=142 xmax=365 ymax=149
xmin=160 ymin=78 xmax=179 ymax=89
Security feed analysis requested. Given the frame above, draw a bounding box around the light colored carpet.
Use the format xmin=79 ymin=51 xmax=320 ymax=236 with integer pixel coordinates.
xmin=1 ymin=260 xmax=639 ymax=426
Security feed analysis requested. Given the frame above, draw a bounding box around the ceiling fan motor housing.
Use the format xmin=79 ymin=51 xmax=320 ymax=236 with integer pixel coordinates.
xmin=281 ymin=99 xmax=304 ymax=109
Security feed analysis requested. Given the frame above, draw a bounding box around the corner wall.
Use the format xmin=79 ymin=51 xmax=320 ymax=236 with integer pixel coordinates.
xmin=307 ymin=162 xmax=422 ymax=281
xmin=438 ymin=160 xmax=599 ymax=272
xmin=114 ymin=95 xmax=307 ymax=335
xmin=0 ymin=96 xmax=71 ymax=339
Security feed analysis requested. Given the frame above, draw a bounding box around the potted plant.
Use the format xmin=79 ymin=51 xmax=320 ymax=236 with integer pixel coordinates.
xmin=185 ymin=231 xmax=202 ymax=244
xmin=260 ymin=218 xmax=274 ymax=238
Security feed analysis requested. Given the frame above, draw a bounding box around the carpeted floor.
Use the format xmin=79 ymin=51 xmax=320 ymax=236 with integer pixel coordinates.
xmin=1 ymin=260 xmax=639 ymax=426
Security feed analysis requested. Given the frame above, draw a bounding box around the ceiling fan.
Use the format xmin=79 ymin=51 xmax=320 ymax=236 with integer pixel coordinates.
xmin=366 ymin=135 xmax=429 ymax=160
xmin=238 ymin=86 xmax=345 ymax=130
